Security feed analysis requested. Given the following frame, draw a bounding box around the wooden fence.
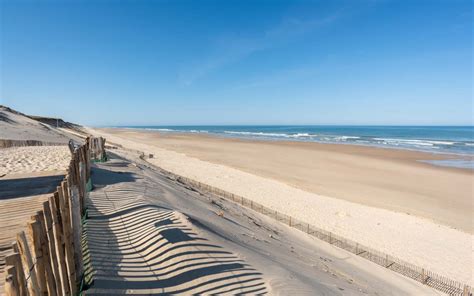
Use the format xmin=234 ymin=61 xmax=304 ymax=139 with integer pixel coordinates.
xmin=3 ymin=137 xmax=106 ymax=296
xmin=172 ymin=176 xmax=473 ymax=296
xmin=88 ymin=137 xmax=106 ymax=163
xmin=0 ymin=140 xmax=66 ymax=148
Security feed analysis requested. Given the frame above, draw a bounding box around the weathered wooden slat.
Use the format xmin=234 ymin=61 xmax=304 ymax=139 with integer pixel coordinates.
xmin=16 ymin=231 xmax=40 ymax=296
xmin=32 ymin=212 xmax=57 ymax=296
xmin=4 ymin=266 xmax=19 ymax=296
xmin=42 ymin=201 xmax=61 ymax=296
xmin=49 ymin=194 xmax=69 ymax=296
xmin=59 ymin=182 xmax=76 ymax=295
xmin=4 ymin=253 xmax=26 ymax=296
xmin=27 ymin=220 xmax=46 ymax=295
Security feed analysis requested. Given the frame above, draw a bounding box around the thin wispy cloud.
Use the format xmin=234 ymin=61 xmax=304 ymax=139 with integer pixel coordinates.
xmin=178 ymin=10 xmax=345 ymax=86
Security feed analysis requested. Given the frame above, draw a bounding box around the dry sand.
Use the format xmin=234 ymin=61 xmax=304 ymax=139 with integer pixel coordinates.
xmin=85 ymin=149 xmax=441 ymax=295
xmin=89 ymin=127 xmax=474 ymax=286
xmin=0 ymin=106 xmax=82 ymax=144
xmin=0 ymin=146 xmax=71 ymax=176
xmin=100 ymin=129 xmax=474 ymax=233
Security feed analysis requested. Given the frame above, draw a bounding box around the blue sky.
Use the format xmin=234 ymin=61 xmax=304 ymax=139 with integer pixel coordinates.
xmin=1 ymin=0 xmax=472 ymax=126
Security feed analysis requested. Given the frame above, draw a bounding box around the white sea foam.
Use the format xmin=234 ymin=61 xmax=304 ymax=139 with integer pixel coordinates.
xmin=223 ymin=131 xmax=320 ymax=139
xmin=144 ymin=128 xmax=175 ymax=132
xmin=333 ymin=136 xmax=360 ymax=141
xmin=289 ymin=133 xmax=314 ymax=138
xmin=374 ymin=138 xmax=435 ymax=147
xmin=224 ymin=131 xmax=291 ymax=138
xmin=425 ymin=140 xmax=455 ymax=145
xmin=189 ymin=130 xmax=209 ymax=133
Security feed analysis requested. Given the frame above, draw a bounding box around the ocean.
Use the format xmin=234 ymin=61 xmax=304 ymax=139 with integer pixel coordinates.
xmin=119 ymin=125 xmax=474 ymax=169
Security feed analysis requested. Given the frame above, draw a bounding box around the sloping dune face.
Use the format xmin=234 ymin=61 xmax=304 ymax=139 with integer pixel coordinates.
xmin=0 ymin=105 xmax=82 ymax=144
xmin=84 ymin=158 xmax=267 ymax=295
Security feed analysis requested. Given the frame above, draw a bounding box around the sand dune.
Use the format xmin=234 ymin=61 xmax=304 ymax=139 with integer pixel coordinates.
xmin=0 ymin=105 xmax=83 ymax=144
xmin=84 ymin=151 xmax=440 ymax=295
xmin=86 ymin=184 xmax=267 ymax=294
xmin=86 ymin=159 xmax=267 ymax=294
xmin=88 ymin=127 xmax=473 ymax=286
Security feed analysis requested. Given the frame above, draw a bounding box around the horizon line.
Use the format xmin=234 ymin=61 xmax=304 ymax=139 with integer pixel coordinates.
xmin=99 ymin=124 xmax=474 ymax=127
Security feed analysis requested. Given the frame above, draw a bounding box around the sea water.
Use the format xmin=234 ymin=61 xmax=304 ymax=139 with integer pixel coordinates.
xmin=119 ymin=125 xmax=474 ymax=169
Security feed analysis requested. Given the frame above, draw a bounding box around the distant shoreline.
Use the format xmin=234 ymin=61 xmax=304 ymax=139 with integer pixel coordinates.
xmin=98 ymin=126 xmax=473 ymax=229
xmin=114 ymin=126 xmax=474 ymax=170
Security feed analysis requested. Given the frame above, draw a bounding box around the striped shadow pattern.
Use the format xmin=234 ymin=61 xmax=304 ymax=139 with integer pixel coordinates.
xmin=83 ymin=159 xmax=267 ymax=295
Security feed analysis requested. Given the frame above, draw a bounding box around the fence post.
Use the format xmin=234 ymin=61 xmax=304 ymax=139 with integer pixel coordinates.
xmin=33 ymin=211 xmax=57 ymax=296
xmin=27 ymin=220 xmax=47 ymax=295
xmin=85 ymin=137 xmax=91 ymax=178
xmin=73 ymin=154 xmax=83 ymax=213
xmin=5 ymin=253 xmax=26 ymax=296
xmin=58 ymin=182 xmax=77 ymax=295
xmin=68 ymin=178 xmax=83 ymax=282
xmin=43 ymin=201 xmax=62 ymax=295
xmin=80 ymin=147 xmax=87 ymax=200
xmin=102 ymin=137 xmax=106 ymax=160
xmin=4 ymin=266 xmax=20 ymax=296
xmin=421 ymin=268 xmax=427 ymax=284
xmin=49 ymin=194 xmax=70 ymax=296
xmin=462 ymin=285 xmax=469 ymax=296
xmin=17 ymin=231 xmax=40 ymax=296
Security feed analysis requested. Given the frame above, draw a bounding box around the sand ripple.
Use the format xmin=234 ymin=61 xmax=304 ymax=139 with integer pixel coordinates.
xmin=0 ymin=146 xmax=71 ymax=175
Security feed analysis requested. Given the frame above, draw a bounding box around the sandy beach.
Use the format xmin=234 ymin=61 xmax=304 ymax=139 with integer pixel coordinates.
xmin=100 ymin=128 xmax=473 ymax=232
xmin=89 ymin=127 xmax=473 ymax=285
xmin=0 ymin=103 xmax=459 ymax=295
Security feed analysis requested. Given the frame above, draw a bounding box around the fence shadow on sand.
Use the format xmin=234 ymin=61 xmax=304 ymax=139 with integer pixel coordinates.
xmin=83 ymin=158 xmax=267 ymax=295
